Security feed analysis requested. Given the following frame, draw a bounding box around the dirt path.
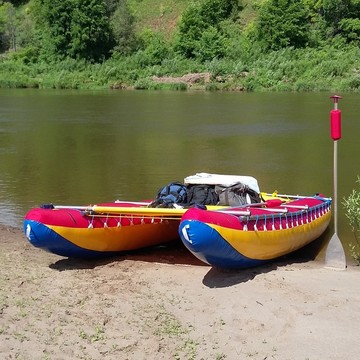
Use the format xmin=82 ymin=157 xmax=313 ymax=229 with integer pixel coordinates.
xmin=1 ymin=225 xmax=359 ymax=360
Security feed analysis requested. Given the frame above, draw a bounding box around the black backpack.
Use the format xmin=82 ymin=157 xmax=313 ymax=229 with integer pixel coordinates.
xmin=185 ymin=184 xmax=219 ymax=207
xmin=149 ymin=182 xmax=188 ymax=208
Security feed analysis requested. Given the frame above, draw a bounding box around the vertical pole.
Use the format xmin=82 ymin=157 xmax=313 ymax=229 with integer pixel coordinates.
xmin=333 ymin=140 xmax=338 ymax=235
xmin=325 ymin=95 xmax=346 ymax=270
xmin=331 ymin=96 xmax=340 ymax=236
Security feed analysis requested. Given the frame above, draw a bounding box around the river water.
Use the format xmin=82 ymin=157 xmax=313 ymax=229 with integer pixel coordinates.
xmin=1 ymin=89 xmax=359 ymax=257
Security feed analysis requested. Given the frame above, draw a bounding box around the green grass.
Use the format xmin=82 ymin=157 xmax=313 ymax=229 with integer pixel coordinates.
xmin=2 ymin=43 xmax=359 ymax=92
xmin=343 ymin=176 xmax=360 ymax=265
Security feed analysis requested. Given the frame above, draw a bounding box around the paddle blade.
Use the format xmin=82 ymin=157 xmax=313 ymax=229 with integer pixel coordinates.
xmin=325 ymin=233 xmax=346 ymax=270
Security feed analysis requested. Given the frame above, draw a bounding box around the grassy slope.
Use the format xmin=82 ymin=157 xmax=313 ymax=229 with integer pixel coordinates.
xmin=128 ymin=0 xmax=193 ymax=36
xmin=127 ymin=0 xmax=257 ymax=36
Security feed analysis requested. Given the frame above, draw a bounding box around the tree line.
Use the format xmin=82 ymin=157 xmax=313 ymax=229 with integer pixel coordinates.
xmin=0 ymin=0 xmax=359 ymax=91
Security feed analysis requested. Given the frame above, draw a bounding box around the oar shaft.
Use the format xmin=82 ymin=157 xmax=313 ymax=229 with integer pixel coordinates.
xmin=218 ymin=210 xmax=251 ymax=216
xmin=282 ymin=204 xmax=308 ymax=210
xmin=220 ymin=207 xmax=288 ymax=214
xmin=90 ymin=205 xmax=186 ymax=217
xmin=53 ymin=205 xmax=90 ymax=210
xmin=262 ymin=193 xmax=307 ymax=199
xmin=53 ymin=201 xmax=151 ymax=210
xmin=263 ymin=193 xmax=331 ymax=201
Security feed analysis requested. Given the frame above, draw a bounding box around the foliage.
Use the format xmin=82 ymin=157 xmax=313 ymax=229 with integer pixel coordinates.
xmin=320 ymin=0 xmax=360 ymax=42
xmin=255 ymin=0 xmax=311 ymax=50
xmin=0 ymin=0 xmax=360 ymax=91
xmin=1 ymin=42 xmax=360 ymax=92
xmin=339 ymin=18 xmax=360 ymax=45
xmin=135 ymin=29 xmax=171 ymax=66
xmin=195 ymin=26 xmax=228 ymax=62
xmin=32 ymin=0 xmax=73 ymax=60
xmin=0 ymin=1 xmax=17 ymax=51
xmin=33 ymin=0 xmax=113 ymax=61
xmin=343 ymin=176 xmax=360 ymax=265
xmin=321 ymin=0 xmax=352 ymax=32
xmin=8 ymin=0 xmax=28 ymax=5
xmin=69 ymin=0 xmax=113 ymax=61
xmin=4 ymin=44 xmax=38 ymax=63
xmin=103 ymin=0 xmax=120 ymax=15
xmin=175 ymin=0 xmax=242 ymax=61
xmin=110 ymin=0 xmax=137 ymax=55
xmin=15 ymin=4 xmax=37 ymax=49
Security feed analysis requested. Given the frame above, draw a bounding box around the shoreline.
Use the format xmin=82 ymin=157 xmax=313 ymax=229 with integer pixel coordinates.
xmin=1 ymin=224 xmax=359 ymax=360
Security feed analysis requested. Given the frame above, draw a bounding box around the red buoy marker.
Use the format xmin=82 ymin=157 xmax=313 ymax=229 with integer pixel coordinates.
xmin=330 ymin=95 xmax=342 ymax=140
xmin=325 ymin=95 xmax=346 ymax=270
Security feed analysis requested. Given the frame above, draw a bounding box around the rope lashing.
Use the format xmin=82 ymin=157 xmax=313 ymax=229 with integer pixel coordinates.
xmin=104 ymin=213 xmax=109 ymax=228
xmin=88 ymin=214 xmax=95 ymax=228
xmin=270 ymin=215 xmax=274 ymax=230
xmin=254 ymin=216 xmax=259 ymax=231
xmin=263 ymin=215 xmax=267 ymax=231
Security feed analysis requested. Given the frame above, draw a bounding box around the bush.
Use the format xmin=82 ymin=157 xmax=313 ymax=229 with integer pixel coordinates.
xmin=135 ymin=30 xmax=171 ymax=66
xmin=175 ymin=0 xmax=239 ymax=61
xmin=255 ymin=0 xmax=311 ymax=50
xmin=343 ymin=176 xmax=360 ymax=265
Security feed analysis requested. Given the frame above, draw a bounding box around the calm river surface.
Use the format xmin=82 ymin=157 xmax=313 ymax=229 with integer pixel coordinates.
xmin=1 ymin=89 xmax=359 ymax=257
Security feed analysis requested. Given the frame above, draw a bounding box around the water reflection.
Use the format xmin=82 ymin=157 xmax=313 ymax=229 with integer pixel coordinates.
xmin=0 ymin=89 xmax=359 ymax=253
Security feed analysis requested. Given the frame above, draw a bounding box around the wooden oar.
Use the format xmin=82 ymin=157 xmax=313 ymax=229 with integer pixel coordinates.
xmin=325 ymin=95 xmax=346 ymax=270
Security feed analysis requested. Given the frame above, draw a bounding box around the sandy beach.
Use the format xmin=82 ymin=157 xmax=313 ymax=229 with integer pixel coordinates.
xmin=1 ymin=224 xmax=359 ymax=360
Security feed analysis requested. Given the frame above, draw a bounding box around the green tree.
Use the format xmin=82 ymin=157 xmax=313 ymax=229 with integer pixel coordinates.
xmin=0 ymin=2 xmax=8 ymax=51
xmin=256 ymin=0 xmax=311 ymax=50
xmin=16 ymin=5 xmax=36 ymax=49
xmin=314 ymin=0 xmax=360 ymax=43
xmin=136 ymin=29 xmax=170 ymax=66
xmin=321 ymin=0 xmax=350 ymax=35
xmin=196 ymin=26 xmax=227 ymax=62
xmin=69 ymin=0 xmax=113 ymax=61
xmin=111 ymin=0 xmax=137 ymax=55
xmin=8 ymin=1 xmax=28 ymax=5
xmin=175 ymin=0 xmax=242 ymax=61
xmin=33 ymin=0 xmax=113 ymax=62
xmin=175 ymin=3 xmax=206 ymax=59
xmin=33 ymin=0 xmax=74 ymax=59
xmin=339 ymin=17 xmax=360 ymax=45
xmin=103 ymin=0 xmax=119 ymax=15
xmin=0 ymin=1 xmax=17 ymax=51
